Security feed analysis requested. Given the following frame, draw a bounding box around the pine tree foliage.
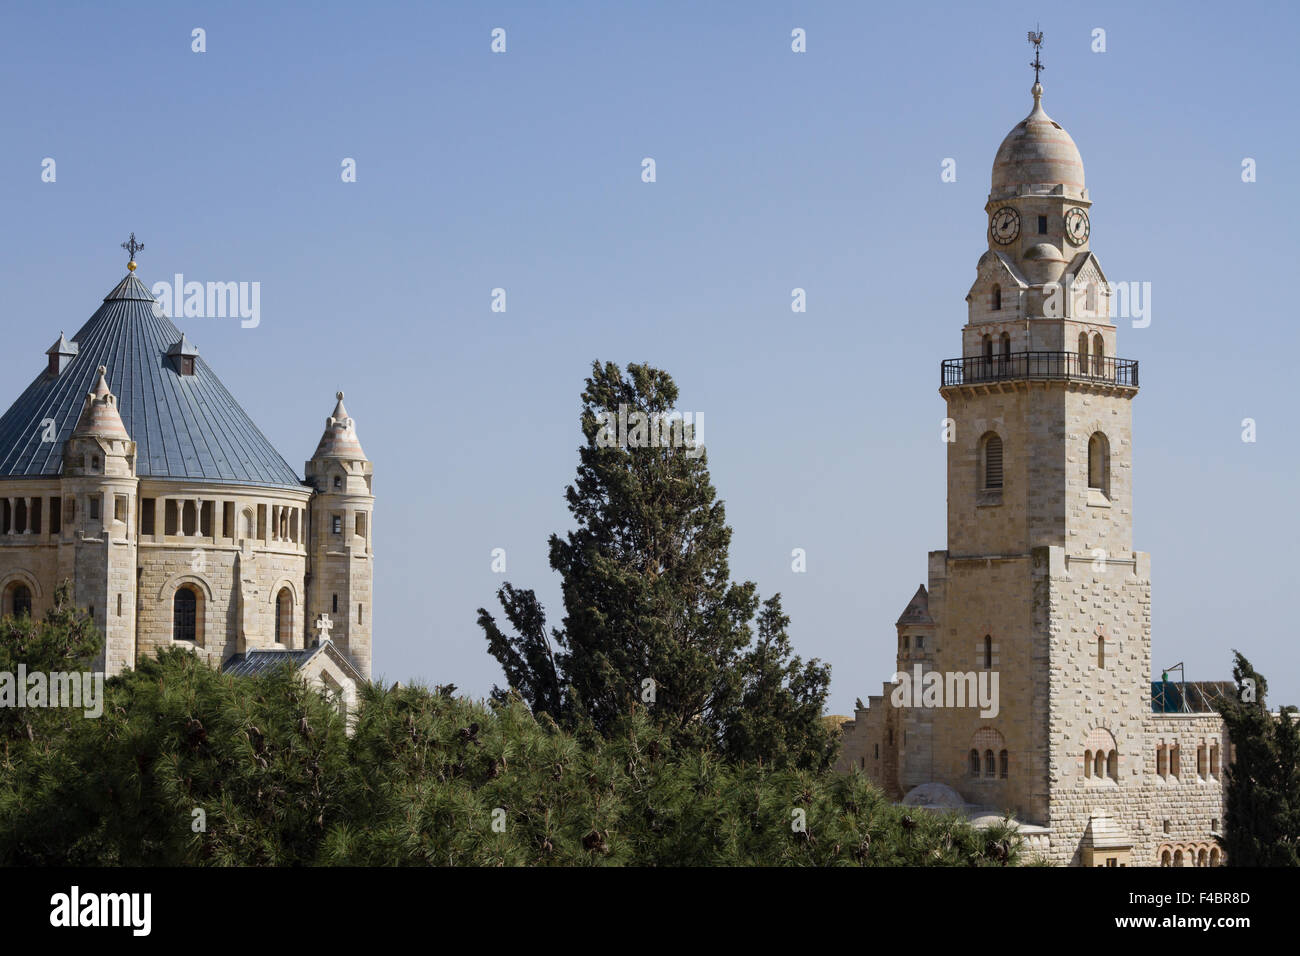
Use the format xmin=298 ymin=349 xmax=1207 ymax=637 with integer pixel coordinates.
xmin=0 ymin=580 xmax=102 ymax=757
xmin=0 ymin=649 xmax=1022 ymax=866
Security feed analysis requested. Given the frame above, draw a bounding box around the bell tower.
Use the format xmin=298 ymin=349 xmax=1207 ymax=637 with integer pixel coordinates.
xmin=921 ymin=57 xmax=1149 ymax=833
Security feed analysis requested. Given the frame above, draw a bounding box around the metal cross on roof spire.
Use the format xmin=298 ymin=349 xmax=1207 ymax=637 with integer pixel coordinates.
xmin=1028 ymin=29 xmax=1045 ymax=83
xmin=120 ymin=232 xmax=144 ymax=268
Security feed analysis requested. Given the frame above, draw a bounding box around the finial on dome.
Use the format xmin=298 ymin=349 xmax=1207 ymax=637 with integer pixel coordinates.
xmin=337 ymin=391 xmax=344 ymax=401
xmin=1028 ymin=28 xmax=1045 ymax=84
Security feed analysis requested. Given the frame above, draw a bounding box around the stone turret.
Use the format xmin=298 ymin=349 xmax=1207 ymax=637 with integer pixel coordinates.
xmin=305 ymin=392 xmax=374 ymax=678
xmin=62 ymin=366 xmax=139 ymax=674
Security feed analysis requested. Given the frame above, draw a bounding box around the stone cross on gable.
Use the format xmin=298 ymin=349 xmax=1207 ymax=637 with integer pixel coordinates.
xmin=315 ymin=613 xmax=334 ymax=644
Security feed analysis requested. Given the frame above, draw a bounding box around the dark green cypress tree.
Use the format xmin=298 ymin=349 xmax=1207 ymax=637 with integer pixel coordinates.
xmin=1217 ymin=651 xmax=1300 ymax=866
xmin=478 ymin=361 xmax=835 ymax=768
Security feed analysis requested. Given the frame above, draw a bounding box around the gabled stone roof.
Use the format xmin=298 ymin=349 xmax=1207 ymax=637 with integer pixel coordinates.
xmin=222 ymin=639 xmax=362 ymax=682
xmin=1082 ymin=811 xmax=1132 ymax=850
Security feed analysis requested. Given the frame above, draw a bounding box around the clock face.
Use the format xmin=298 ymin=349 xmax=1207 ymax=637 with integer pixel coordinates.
xmin=990 ymin=207 xmax=1020 ymax=245
xmin=1064 ymin=207 xmax=1090 ymax=245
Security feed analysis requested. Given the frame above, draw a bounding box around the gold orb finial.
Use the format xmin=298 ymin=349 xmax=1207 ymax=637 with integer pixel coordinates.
xmin=127 ymin=260 xmax=137 ymax=272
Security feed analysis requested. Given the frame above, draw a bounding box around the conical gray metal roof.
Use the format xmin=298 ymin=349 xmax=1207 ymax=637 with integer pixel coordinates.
xmin=0 ymin=273 xmax=304 ymax=488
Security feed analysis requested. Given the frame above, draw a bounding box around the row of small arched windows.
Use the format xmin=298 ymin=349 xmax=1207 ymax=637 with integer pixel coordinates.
xmin=1084 ymin=748 xmax=1119 ymax=780
xmin=988 ymin=283 xmax=1100 ymax=313
xmin=1078 ymin=332 xmax=1105 ymax=375
xmin=1160 ymin=846 xmax=1221 ymax=867
xmin=968 ymin=748 xmax=1009 ymax=778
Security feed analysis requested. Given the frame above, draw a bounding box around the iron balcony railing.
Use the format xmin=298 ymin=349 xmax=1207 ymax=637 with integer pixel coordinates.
xmin=941 ymin=351 xmax=1139 ymax=388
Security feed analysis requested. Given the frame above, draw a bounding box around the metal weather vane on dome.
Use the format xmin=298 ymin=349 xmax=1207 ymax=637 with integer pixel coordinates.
xmin=120 ymin=232 xmax=144 ymax=270
xmin=1028 ymin=29 xmax=1045 ymax=83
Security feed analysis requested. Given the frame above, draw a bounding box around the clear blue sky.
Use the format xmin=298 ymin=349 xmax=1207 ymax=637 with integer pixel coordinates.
xmin=2 ymin=0 xmax=1296 ymax=711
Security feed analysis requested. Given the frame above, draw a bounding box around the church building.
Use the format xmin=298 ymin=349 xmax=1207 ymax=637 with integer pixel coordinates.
xmin=0 ymin=244 xmax=373 ymax=705
xmin=836 ymin=65 xmax=1230 ymax=867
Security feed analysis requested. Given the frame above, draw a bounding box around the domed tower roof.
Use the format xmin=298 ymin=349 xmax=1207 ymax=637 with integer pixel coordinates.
xmin=71 ymin=366 xmax=131 ymax=441
xmin=312 ymin=391 xmax=367 ymax=460
xmin=0 ymin=267 xmax=304 ymax=487
xmin=991 ymin=83 xmax=1085 ymax=199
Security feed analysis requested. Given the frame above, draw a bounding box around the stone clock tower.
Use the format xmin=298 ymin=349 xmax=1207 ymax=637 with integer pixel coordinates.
xmin=838 ymin=64 xmax=1227 ymax=866
xmin=928 ymin=75 xmax=1146 ymax=833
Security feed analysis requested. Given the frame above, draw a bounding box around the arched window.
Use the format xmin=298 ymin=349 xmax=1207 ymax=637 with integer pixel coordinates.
xmin=1085 ymin=282 xmax=1098 ymax=312
xmin=1098 ymin=635 xmax=1105 ymax=668
xmin=1197 ymin=848 xmax=1207 ymax=867
xmin=981 ymin=434 xmax=1003 ymax=491
xmin=1084 ymin=749 xmax=1093 ymax=778
xmin=1078 ymin=332 xmax=1089 ymax=374
xmin=6 ymin=584 xmax=32 ymax=619
xmin=1107 ymin=750 xmax=1118 ymax=780
xmin=983 ymin=635 xmax=993 ymax=669
xmin=969 ymin=749 xmax=980 ymax=776
xmin=1092 ymin=333 xmax=1104 ymax=374
xmin=999 ymin=749 xmax=1008 ymax=778
xmin=1093 ymin=751 xmax=1105 ymax=779
xmin=1088 ymin=432 xmax=1109 ymax=493
xmin=1210 ymin=848 xmax=1220 ymax=866
xmin=1173 ymin=850 xmax=1183 ymax=867
xmin=991 ymin=284 xmax=1002 ymax=311
xmin=999 ymin=331 xmax=1011 ymax=358
xmin=173 ymin=587 xmax=198 ymax=643
xmin=276 ymin=588 xmax=292 ymax=645
xmin=983 ymin=750 xmax=995 ymax=778
xmin=982 ymin=334 xmax=993 ymax=360
xmin=1161 ymin=850 xmax=1172 ymax=867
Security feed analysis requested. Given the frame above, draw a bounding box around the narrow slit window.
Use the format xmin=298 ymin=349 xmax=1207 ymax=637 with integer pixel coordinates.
xmin=983 ymin=435 xmax=1003 ymax=490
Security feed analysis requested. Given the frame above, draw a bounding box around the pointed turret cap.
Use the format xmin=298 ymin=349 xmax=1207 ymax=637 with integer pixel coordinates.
xmin=896 ymin=584 xmax=934 ymax=626
xmin=46 ymin=331 xmax=79 ymax=358
xmin=167 ymin=332 xmax=199 ymax=358
xmin=72 ymin=367 xmax=131 ymax=441
xmin=313 ymin=391 xmax=366 ymax=460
